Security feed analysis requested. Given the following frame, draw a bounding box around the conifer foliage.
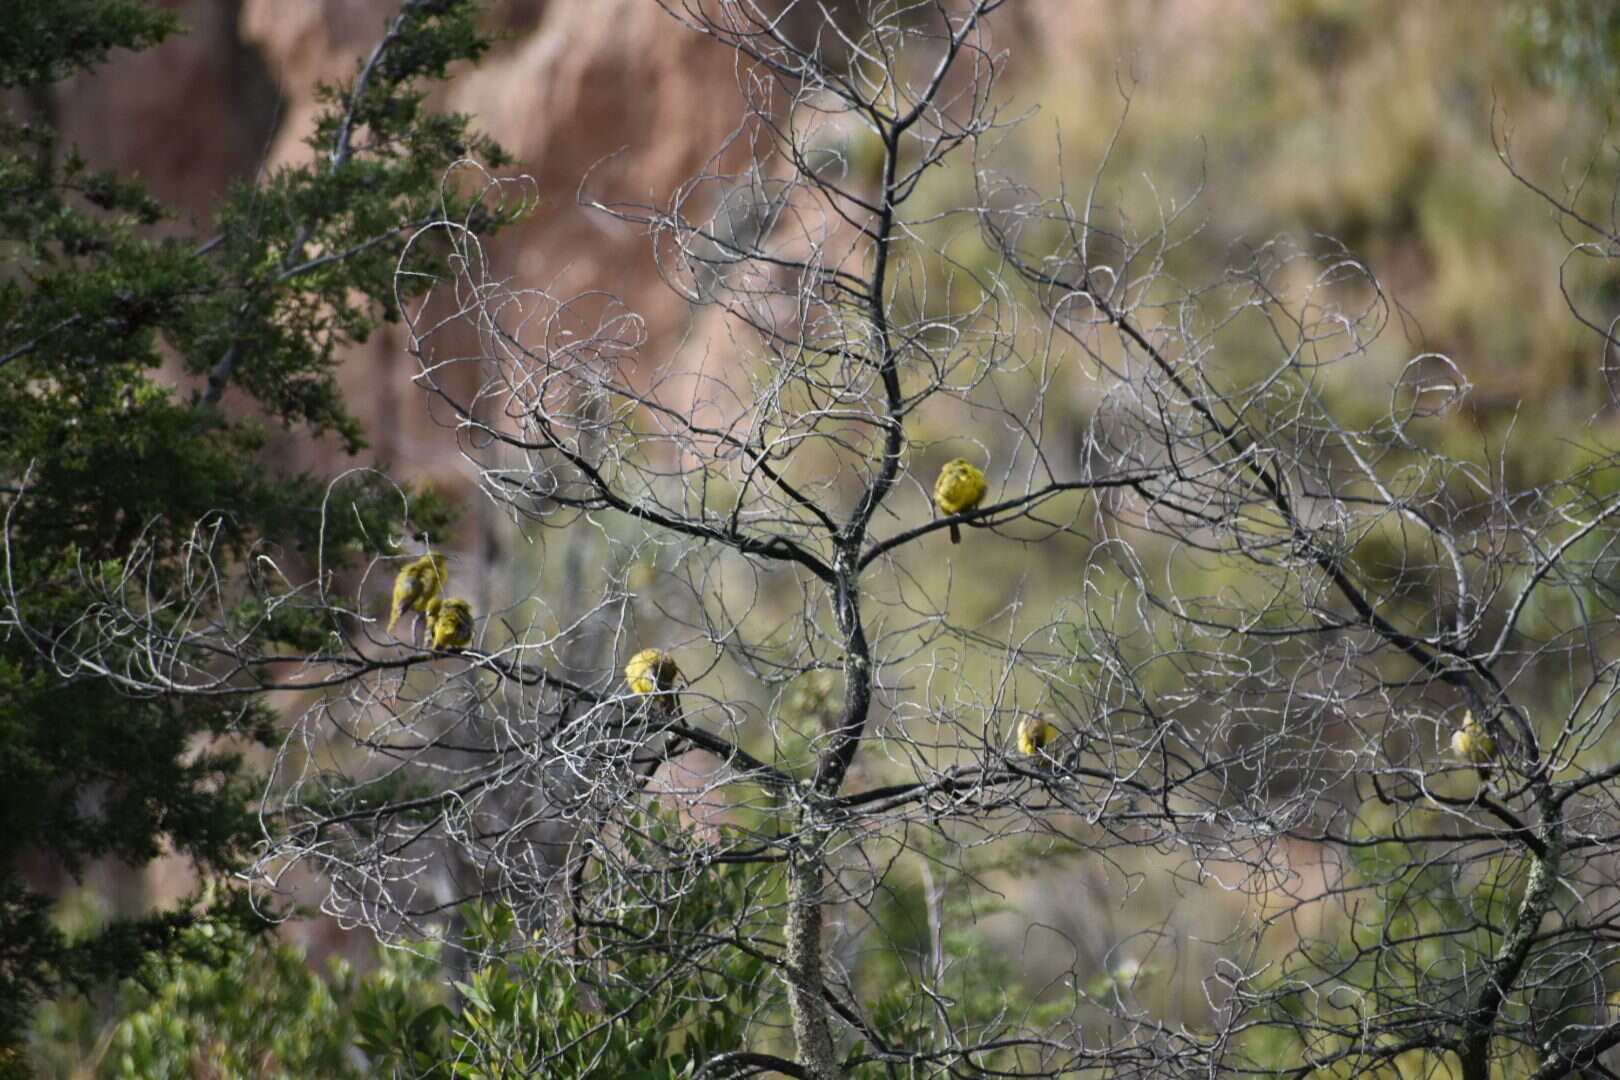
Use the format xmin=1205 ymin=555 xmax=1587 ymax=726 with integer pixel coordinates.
xmin=0 ymin=0 xmax=507 ymax=1050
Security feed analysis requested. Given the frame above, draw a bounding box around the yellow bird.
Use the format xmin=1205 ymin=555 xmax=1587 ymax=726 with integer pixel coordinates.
xmin=1017 ymin=715 xmax=1060 ymax=756
xmin=425 ymin=596 xmax=474 ymax=652
xmin=1450 ymin=710 xmax=1496 ymax=782
xmin=388 ymin=553 xmax=448 ymax=633
xmin=624 ymin=648 xmax=682 ymax=716
xmin=934 ymin=459 xmax=988 ymax=544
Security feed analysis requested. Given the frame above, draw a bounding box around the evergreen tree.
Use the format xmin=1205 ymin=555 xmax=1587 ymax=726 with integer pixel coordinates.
xmin=0 ymin=0 xmax=508 ymax=1054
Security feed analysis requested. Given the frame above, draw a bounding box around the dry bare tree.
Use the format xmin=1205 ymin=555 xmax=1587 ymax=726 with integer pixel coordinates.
xmin=32 ymin=2 xmax=1620 ymax=1077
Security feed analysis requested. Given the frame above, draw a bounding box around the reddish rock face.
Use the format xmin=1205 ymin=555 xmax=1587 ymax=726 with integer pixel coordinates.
xmin=40 ymin=0 xmax=279 ymax=220
xmin=235 ymin=1 xmax=763 ymax=484
xmin=39 ymin=1 xmax=760 ymax=488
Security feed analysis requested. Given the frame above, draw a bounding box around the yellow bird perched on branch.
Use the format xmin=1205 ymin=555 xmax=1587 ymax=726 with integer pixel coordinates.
xmin=388 ymin=553 xmax=447 ymax=633
xmin=934 ymin=459 xmax=987 ymax=544
xmin=624 ymin=648 xmax=682 ymax=716
xmin=425 ymin=596 xmax=474 ymax=652
xmin=1450 ymin=710 xmax=1496 ymax=783
xmin=1017 ymin=715 xmax=1060 ymax=757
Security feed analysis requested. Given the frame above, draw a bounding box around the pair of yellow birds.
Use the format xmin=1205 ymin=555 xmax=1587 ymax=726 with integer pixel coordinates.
xmin=620 ymin=645 xmax=1060 ymax=759
xmin=387 ymin=553 xmax=474 ymax=651
xmin=938 ymin=459 xmax=1060 ymax=757
xmin=1016 ymin=710 xmax=1497 ymax=765
xmin=1017 ymin=712 xmax=1494 ymax=771
xmin=610 ymin=464 xmax=1032 ymax=750
xmin=1019 ymin=712 xmax=1493 ymax=769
